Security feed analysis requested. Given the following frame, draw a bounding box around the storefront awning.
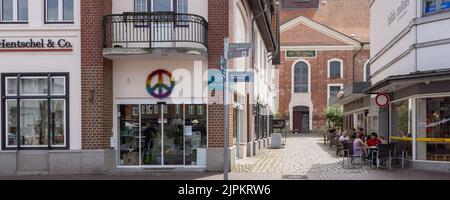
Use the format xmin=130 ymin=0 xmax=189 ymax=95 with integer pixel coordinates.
xmin=364 ymin=69 xmax=450 ymax=94
xmin=330 ymin=82 xmax=371 ymax=106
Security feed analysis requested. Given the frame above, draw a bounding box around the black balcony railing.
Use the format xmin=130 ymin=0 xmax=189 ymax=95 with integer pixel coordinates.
xmin=103 ymin=12 xmax=208 ymax=49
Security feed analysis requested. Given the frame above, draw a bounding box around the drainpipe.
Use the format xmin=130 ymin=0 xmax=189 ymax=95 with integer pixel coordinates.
xmin=352 ymin=42 xmax=369 ymax=82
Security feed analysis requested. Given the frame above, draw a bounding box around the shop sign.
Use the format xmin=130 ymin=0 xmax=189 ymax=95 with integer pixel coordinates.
xmin=387 ymin=0 xmax=410 ymax=26
xmin=146 ymin=69 xmax=175 ymax=99
xmin=375 ymin=93 xmax=390 ymax=107
xmin=227 ymin=43 xmax=254 ymax=59
xmin=286 ymin=50 xmax=316 ymax=58
xmin=0 ymin=39 xmax=73 ymax=52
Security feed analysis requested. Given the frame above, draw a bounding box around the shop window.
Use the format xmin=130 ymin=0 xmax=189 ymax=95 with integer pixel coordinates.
xmin=391 ymin=99 xmax=413 ymax=157
xmin=2 ymin=73 xmax=68 ymax=149
xmin=197 ymin=105 xmax=204 ymax=115
xmin=416 ymin=97 xmax=450 ymax=162
xmin=45 ymin=0 xmax=73 ymax=23
xmin=328 ymin=59 xmax=343 ymax=79
xmin=132 ymin=105 xmax=139 ymax=116
xmin=146 ymin=105 xmax=152 ymax=114
xmin=0 ymin=0 xmax=28 ymax=23
xmin=423 ymin=0 xmax=450 ymax=15
xmin=188 ymin=105 xmax=194 ymax=115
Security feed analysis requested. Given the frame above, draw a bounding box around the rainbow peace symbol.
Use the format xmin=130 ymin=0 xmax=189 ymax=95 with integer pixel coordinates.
xmin=146 ymin=69 xmax=175 ymax=99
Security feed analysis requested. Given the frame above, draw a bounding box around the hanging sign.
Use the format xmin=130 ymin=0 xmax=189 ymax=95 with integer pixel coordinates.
xmin=375 ymin=93 xmax=390 ymax=107
xmin=146 ymin=69 xmax=175 ymax=99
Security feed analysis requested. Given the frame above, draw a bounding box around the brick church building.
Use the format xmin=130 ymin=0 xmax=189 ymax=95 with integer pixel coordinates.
xmin=278 ymin=0 xmax=370 ymax=132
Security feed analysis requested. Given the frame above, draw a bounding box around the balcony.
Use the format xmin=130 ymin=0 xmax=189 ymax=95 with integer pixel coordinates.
xmin=103 ymin=12 xmax=208 ymax=59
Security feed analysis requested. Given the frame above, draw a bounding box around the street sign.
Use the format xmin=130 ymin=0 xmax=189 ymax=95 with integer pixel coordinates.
xmin=228 ymin=71 xmax=254 ymax=83
xmin=375 ymin=93 xmax=390 ymax=107
xmin=208 ymin=69 xmax=224 ymax=91
xmin=227 ymin=43 xmax=254 ymax=59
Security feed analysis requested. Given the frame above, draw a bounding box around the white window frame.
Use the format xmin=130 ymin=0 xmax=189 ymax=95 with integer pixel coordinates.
xmin=291 ymin=59 xmax=311 ymax=94
xmin=50 ymin=76 xmax=66 ymax=96
xmin=327 ymin=83 xmax=344 ymax=107
xmin=135 ymin=0 xmax=147 ymax=12
xmin=151 ymin=0 xmax=173 ymax=12
xmin=5 ymin=77 xmax=17 ymax=96
xmin=327 ymin=58 xmax=344 ymax=79
xmin=0 ymin=0 xmax=28 ymax=23
xmin=45 ymin=0 xmax=74 ymax=23
xmin=363 ymin=60 xmax=370 ymax=82
xmin=19 ymin=76 xmax=48 ymax=96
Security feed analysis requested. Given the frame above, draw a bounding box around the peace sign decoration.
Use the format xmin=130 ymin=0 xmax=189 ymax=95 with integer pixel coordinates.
xmin=146 ymin=69 xmax=175 ymax=99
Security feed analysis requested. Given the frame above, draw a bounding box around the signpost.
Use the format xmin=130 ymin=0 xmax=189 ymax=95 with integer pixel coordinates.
xmin=222 ymin=38 xmax=253 ymax=180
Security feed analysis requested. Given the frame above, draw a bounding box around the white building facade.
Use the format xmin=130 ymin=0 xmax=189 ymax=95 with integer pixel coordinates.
xmin=368 ymin=0 xmax=450 ymax=171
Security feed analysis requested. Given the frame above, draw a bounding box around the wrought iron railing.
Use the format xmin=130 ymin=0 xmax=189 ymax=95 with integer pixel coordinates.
xmin=103 ymin=12 xmax=208 ymax=49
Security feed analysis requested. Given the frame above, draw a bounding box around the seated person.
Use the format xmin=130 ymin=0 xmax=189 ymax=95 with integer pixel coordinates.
xmin=379 ymin=135 xmax=388 ymax=144
xmin=366 ymin=132 xmax=382 ymax=147
xmin=339 ymin=131 xmax=350 ymax=143
xmin=353 ymin=133 xmax=368 ymax=157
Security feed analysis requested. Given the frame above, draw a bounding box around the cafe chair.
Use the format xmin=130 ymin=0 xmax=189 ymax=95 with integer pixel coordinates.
xmin=391 ymin=142 xmax=410 ymax=169
xmin=342 ymin=142 xmax=364 ymax=169
xmin=375 ymin=144 xmax=392 ymax=171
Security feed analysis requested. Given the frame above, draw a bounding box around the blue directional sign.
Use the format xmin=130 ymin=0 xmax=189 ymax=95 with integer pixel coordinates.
xmin=208 ymin=69 xmax=224 ymax=91
xmin=228 ymin=71 xmax=255 ymax=83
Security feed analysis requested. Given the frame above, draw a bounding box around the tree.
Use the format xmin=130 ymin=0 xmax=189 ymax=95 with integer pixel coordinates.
xmin=324 ymin=107 xmax=343 ymax=130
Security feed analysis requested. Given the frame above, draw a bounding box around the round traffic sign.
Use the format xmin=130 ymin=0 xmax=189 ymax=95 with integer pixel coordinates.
xmin=375 ymin=93 xmax=390 ymax=107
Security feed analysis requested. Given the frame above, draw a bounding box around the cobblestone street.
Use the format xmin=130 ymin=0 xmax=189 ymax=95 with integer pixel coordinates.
xmin=217 ymin=133 xmax=450 ymax=180
xmin=2 ymin=134 xmax=450 ymax=180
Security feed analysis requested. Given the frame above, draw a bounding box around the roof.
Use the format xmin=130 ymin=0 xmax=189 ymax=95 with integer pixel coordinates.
xmin=364 ymin=69 xmax=450 ymax=94
xmin=281 ymin=0 xmax=370 ymax=43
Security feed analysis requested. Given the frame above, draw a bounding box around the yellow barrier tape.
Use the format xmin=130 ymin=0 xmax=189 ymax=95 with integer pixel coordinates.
xmin=390 ymin=136 xmax=450 ymax=143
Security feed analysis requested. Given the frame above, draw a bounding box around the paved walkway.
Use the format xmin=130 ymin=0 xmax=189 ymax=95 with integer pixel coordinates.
xmin=221 ymin=133 xmax=450 ymax=180
xmin=2 ymin=134 xmax=450 ymax=180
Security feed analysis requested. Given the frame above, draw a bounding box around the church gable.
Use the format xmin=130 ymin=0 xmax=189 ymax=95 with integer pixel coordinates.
xmin=281 ymin=24 xmax=348 ymax=46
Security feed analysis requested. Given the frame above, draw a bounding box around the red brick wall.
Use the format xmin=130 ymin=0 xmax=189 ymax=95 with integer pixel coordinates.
xmin=281 ymin=24 xmax=346 ymax=46
xmin=282 ymin=0 xmax=319 ymax=9
xmin=207 ymin=0 xmax=234 ymax=148
xmin=278 ymin=49 xmax=370 ymax=130
xmin=81 ymin=0 xmax=113 ymax=149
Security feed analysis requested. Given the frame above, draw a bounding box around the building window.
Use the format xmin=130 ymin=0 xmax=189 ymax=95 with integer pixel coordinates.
xmin=135 ymin=0 xmax=147 ymax=12
xmin=293 ymin=61 xmax=309 ymax=93
xmin=390 ymin=99 xmax=413 ymax=157
xmin=146 ymin=105 xmax=152 ymax=114
xmin=163 ymin=104 xmax=168 ymax=114
xmin=132 ymin=105 xmax=139 ymax=116
xmin=45 ymin=0 xmax=74 ymax=23
xmin=328 ymin=59 xmax=343 ymax=79
xmin=134 ymin=0 xmax=188 ymax=14
xmin=364 ymin=61 xmax=371 ymax=82
xmin=0 ymin=0 xmax=28 ymax=23
xmin=423 ymin=0 xmax=450 ymax=15
xmin=175 ymin=104 xmax=181 ymax=114
xmin=188 ymin=105 xmax=195 ymax=115
xmin=327 ymin=84 xmax=343 ymax=106
xmin=416 ymin=97 xmax=450 ymax=162
xmin=2 ymin=73 xmax=69 ymax=149
xmin=197 ymin=105 xmax=204 ymax=115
